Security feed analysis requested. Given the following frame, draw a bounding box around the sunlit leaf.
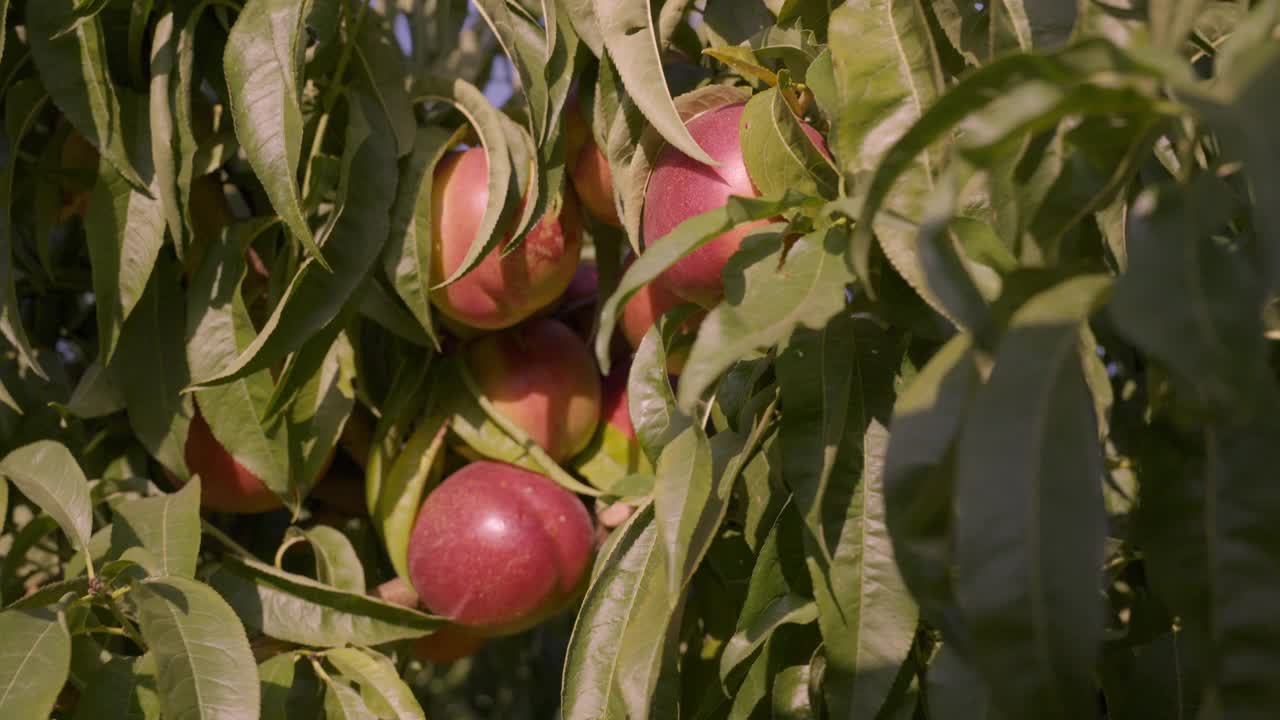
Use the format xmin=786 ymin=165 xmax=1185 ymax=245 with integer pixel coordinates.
xmin=133 ymin=576 xmax=260 ymax=720
xmin=223 ymin=0 xmax=323 ymax=266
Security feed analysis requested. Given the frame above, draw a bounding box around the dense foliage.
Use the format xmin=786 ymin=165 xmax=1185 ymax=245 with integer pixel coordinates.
xmin=1 ymin=0 xmax=1278 ymax=717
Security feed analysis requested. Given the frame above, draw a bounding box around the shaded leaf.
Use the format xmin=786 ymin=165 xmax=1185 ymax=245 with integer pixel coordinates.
xmin=27 ymin=0 xmax=147 ymax=189
xmin=1110 ymin=176 xmax=1265 ymax=413
xmin=0 ymin=79 xmax=50 ymax=376
xmin=953 ymin=275 xmax=1111 ymax=719
xmin=117 ymin=254 xmax=193 ymax=476
xmin=71 ymin=652 xmax=160 ymax=720
xmin=883 ymin=334 xmax=981 ymax=643
xmin=259 ymin=652 xmax=324 ymax=720
xmin=925 ymin=643 xmax=998 ymax=720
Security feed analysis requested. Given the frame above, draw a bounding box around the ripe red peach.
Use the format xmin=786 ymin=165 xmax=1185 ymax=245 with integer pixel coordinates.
xmin=184 ymin=407 xmax=281 ymax=514
xmin=406 ymin=461 xmax=595 ymax=636
xmin=466 ymin=317 xmax=602 ymax=462
xmin=430 ymin=147 xmax=583 ymax=330
xmin=372 ymin=577 xmax=487 ymax=663
xmin=641 ymin=101 xmax=827 ymax=307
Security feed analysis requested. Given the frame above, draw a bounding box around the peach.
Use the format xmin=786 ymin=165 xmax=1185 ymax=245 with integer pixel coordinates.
xmin=599 ymin=363 xmax=635 ymax=441
xmin=430 ymin=147 xmax=583 ymax=330
xmin=565 ymin=99 xmax=620 ymax=226
xmin=406 ymin=461 xmax=594 ymax=636
xmin=620 ymin=261 xmax=703 ymax=375
xmin=184 ymin=406 xmax=281 ymax=514
xmin=372 ymin=577 xmax=487 ymax=663
xmin=641 ymin=101 xmax=827 ymax=307
xmin=412 ymin=625 xmax=487 ymax=664
xmin=466 ymin=317 xmax=601 ymax=462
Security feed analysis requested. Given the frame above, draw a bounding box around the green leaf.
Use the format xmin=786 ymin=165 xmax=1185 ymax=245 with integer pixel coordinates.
xmin=677 ymin=226 xmax=853 ymax=412
xmin=0 ymin=1 xmax=9 ymax=70
xmin=628 ymin=309 xmax=696 ymax=464
xmin=847 ymin=38 xmax=1163 ymax=296
xmin=149 ymin=2 xmax=211 ymax=258
xmin=652 ymin=426 xmax=714 ymax=596
xmin=384 ymin=125 xmax=466 ymax=349
xmin=801 ymin=407 xmax=918 ymax=717
xmin=284 ymin=329 xmax=357 ymax=500
xmin=720 ymin=508 xmax=817 ymax=687
xmin=71 ymin=652 xmax=161 ymax=720
xmin=829 ymin=0 xmax=942 ymax=302
xmin=259 ymin=652 xmax=324 ymax=720
xmin=223 ymin=0 xmax=324 ymax=267
xmin=0 ymin=78 xmax=49 ymax=377
xmin=882 ymin=334 xmax=981 ymax=643
xmin=86 ymin=140 xmax=166 ymax=365
xmin=109 ymin=479 xmax=202 ymax=578
xmin=323 ymin=647 xmax=425 ymax=720
xmin=0 ymin=606 xmax=71 ymax=718
xmin=185 ymin=220 xmax=291 ymax=497
xmin=282 ymin=525 xmax=365 ymax=594
xmin=133 ymin=576 xmax=259 ymax=720
xmin=596 ymin=194 xmax=803 ymax=372
xmin=563 ymin=0 xmax=604 ymax=57
xmin=66 ymin=361 xmax=125 ymax=419
xmin=925 ymin=644 xmax=998 ymax=720
xmin=933 ymin=0 xmax=1032 ymax=66
xmin=561 ymin=505 xmax=680 ymax=720
xmin=191 ymin=92 xmax=397 ymax=387
xmin=1203 ymin=396 xmax=1280 ymax=718
xmin=739 ymin=87 xmax=837 ymax=198
xmin=208 ymin=554 xmax=443 ymax=647
xmin=353 ymin=13 xmax=416 ymax=158
xmin=1101 ymin=632 xmax=1203 ymax=720
xmin=321 ymin=674 xmax=377 ymax=720
xmin=953 ymin=275 xmax=1111 ymax=719
xmin=27 ymin=0 xmax=148 ymax=190
xmin=0 ymin=441 xmax=93 ymax=561
xmin=1182 ymin=17 xmax=1280 ymax=294
xmin=1110 ymin=176 xmax=1267 ymax=413
xmin=473 ymin=0 xmax=553 ymax=141
xmin=373 ymin=400 xmax=447 ymax=582
xmin=777 ymin=313 xmax=892 ymax=559
xmin=414 ymin=76 xmax=516 ymax=289
xmin=593 ymin=0 xmax=716 ymax=166
xmin=116 ymin=254 xmax=194 ymax=477
xmin=772 ymin=663 xmax=816 ymax=719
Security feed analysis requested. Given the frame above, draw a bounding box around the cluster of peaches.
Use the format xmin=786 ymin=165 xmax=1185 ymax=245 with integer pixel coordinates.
xmin=180 ymin=100 xmax=825 ymax=661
